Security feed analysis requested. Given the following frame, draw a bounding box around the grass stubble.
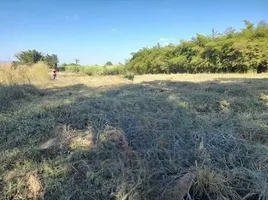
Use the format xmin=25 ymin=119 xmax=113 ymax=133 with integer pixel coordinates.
xmin=0 ymin=69 xmax=268 ymax=199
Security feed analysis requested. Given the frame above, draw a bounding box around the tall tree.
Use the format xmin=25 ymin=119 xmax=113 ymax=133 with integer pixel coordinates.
xmin=14 ymin=50 xmax=43 ymax=66
xmin=126 ymin=20 xmax=268 ymax=74
xmin=43 ymin=54 xmax=59 ymax=68
xmin=105 ymin=61 xmax=113 ymax=66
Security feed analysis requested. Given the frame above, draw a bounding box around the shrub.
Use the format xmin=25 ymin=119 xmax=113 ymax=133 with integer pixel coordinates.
xmin=58 ymin=66 xmax=66 ymax=72
xmin=124 ymin=72 xmax=135 ymax=81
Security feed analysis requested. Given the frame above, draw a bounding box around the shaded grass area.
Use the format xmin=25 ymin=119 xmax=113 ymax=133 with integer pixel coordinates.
xmin=0 ymin=77 xmax=268 ymax=199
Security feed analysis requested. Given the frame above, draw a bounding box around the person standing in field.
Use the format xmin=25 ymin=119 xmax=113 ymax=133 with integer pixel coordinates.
xmin=52 ymin=68 xmax=57 ymax=80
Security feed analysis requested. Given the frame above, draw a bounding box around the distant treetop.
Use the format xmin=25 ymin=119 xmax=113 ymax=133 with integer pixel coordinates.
xmin=12 ymin=49 xmax=59 ymax=68
xmin=105 ymin=61 xmax=113 ymax=66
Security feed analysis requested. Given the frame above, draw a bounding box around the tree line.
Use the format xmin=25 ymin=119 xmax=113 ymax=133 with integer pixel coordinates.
xmin=12 ymin=50 xmax=59 ymax=69
xmin=11 ymin=49 xmax=115 ymax=70
xmin=126 ymin=20 xmax=268 ymax=74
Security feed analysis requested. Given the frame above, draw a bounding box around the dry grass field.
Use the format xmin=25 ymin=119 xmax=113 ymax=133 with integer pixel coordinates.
xmin=0 ymin=70 xmax=268 ymax=199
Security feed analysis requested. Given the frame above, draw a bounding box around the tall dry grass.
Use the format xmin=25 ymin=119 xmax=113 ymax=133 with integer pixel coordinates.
xmin=0 ymin=62 xmax=50 ymax=111
xmin=0 ymin=62 xmax=50 ymax=84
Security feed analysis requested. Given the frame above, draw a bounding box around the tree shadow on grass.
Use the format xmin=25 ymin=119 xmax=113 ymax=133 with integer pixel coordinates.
xmin=1 ymin=78 xmax=268 ymax=200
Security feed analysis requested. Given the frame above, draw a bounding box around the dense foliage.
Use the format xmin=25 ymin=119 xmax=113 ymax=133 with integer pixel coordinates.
xmin=43 ymin=54 xmax=59 ymax=68
xmin=13 ymin=50 xmax=59 ymax=68
xmin=127 ymin=21 xmax=268 ymax=74
xmin=13 ymin=50 xmax=43 ymax=67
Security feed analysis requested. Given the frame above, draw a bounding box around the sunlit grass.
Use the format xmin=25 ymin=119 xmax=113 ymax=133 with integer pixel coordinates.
xmin=0 ymin=62 xmax=50 ymax=84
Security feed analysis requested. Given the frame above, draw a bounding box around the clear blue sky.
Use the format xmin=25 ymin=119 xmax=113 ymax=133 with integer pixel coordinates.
xmin=0 ymin=0 xmax=267 ymax=65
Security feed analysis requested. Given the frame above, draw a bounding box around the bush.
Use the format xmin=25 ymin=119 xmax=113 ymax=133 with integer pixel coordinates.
xmin=58 ymin=66 xmax=66 ymax=72
xmin=124 ymin=72 xmax=135 ymax=81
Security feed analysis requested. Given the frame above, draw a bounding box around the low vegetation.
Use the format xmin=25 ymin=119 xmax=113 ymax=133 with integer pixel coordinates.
xmin=0 ymin=72 xmax=268 ymax=199
xmin=59 ymin=64 xmax=127 ymax=76
xmin=124 ymin=72 xmax=135 ymax=81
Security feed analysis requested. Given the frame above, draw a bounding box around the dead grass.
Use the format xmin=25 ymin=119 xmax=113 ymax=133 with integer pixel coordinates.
xmin=0 ymin=72 xmax=268 ymax=199
xmin=0 ymin=62 xmax=50 ymax=112
xmin=0 ymin=62 xmax=50 ymax=84
xmin=26 ymin=171 xmax=43 ymax=199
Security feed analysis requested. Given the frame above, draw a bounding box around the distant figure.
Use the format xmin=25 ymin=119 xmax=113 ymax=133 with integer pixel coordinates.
xmin=52 ymin=68 xmax=57 ymax=80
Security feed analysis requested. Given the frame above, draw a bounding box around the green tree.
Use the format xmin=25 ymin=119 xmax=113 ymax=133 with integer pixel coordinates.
xmin=126 ymin=20 xmax=268 ymax=74
xmin=43 ymin=54 xmax=59 ymax=68
xmin=105 ymin=61 xmax=113 ymax=66
xmin=14 ymin=49 xmax=43 ymax=66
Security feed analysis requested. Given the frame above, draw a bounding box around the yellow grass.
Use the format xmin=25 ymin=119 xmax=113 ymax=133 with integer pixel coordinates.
xmin=0 ymin=62 xmax=50 ymax=84
xmin=38 ymin=72 xmax=268 ymax=89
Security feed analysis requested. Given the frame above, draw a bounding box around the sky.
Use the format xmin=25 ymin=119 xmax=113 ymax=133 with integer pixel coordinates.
xmin=0 ymin=0 xmax=267 ymax=65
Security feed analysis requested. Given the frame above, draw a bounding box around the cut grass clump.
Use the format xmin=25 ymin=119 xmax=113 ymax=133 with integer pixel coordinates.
xmin=230 ymin=97 xmax=266 ymax=113
xmin=235 ymin=117 xmax=268 ymax=144
xmin=194 ymin=168 xmax=240 ymax=200
xmin=259 ymin=93 xmax=268 ymax=102
xmin=219 ymin=99 xmax=229 ymax=112
xmin=0 ymin=84 xmax=43 ymax=112
xmin=188 ymin=92 xmax=221 ymax=113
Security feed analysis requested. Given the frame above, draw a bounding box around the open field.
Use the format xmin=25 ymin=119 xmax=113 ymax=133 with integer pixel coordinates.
xmin=1 ymin=73 xmax=268 ymax=199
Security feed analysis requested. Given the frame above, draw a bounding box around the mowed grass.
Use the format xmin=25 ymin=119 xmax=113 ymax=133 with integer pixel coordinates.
xmin=0 ymin=72 xmax=268 ymax=200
